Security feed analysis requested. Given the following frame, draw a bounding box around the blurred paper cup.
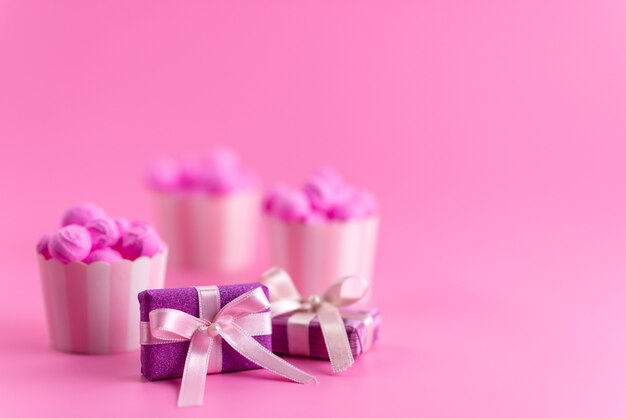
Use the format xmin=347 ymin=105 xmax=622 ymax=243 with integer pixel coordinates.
xmin=38 ymin=250 xmax=167 ymax=354
xmin=153 ymin=190 xmax=260 ymax=274
xmin=266 ymin=215 xmax=379 ymax=301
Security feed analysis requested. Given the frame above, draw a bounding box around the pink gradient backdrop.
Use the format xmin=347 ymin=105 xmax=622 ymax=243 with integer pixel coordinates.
xmin=1 ymin=1 xmax=626 ymax=417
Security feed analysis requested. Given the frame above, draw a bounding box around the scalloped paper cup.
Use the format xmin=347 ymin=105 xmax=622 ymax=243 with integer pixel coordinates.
xmin=153 ymin=190 xmax=260 ymax=274
xmin=266 ymin=215 xmax=379 ymax=301
xmin=37 ymin=250 xmax=167 ymax=354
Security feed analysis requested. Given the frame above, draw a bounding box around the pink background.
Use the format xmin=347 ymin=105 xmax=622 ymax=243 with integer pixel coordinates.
xmin=1 ymin=1 xmax=626 ymax=417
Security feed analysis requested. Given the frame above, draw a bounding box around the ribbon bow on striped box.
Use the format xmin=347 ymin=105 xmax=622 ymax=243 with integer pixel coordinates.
xmin=260 ymin=268 xmax=381 ymax=373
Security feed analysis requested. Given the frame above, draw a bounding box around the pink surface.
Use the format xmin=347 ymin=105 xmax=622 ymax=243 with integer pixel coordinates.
xmin=1 ymin=1 xmax=626 ymax=417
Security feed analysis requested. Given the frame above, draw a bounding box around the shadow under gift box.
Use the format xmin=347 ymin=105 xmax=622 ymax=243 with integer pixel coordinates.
xmin=138 ymin=283 xmax=271 ymax=380
xmin=153 ymin=189 xmax=260 ymax=274
xmin=37 ymin=251 xmax=168 ymax=354
xmin=266 ymin=215 xmax=379 ymax=302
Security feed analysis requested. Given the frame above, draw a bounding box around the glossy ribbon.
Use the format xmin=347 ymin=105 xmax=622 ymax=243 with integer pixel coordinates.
xmin=260 ymin=267 xmax=369 ymax=373
xmin=145 ymin=286 xmax=317 ymax=407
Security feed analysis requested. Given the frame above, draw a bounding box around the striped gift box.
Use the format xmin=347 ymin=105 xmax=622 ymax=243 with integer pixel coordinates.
xmin=271 ymin=308 xmax=381 ymax=360
xmin=37 ymin=251 xmax=167 ymax=354
xmin=153 ymin=190 xmax=260 ymax=274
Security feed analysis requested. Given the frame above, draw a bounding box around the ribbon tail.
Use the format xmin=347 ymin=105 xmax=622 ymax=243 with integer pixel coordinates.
xmin=178 ymin=330 xmax=215 ymax=408
xmin=317 ymin=303 xmax=355 ymax=373
xmin=220 ymin=324 xmax=317 ymax=384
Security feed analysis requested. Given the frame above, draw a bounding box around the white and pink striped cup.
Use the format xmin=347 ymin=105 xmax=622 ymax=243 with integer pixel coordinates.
xmin=153 ymin=190 xmax=260 ymax=274
xmin=38 ymin=250 xmax=167 ymax=354
xmin=266 ymin=216 xmax=379 ymax=302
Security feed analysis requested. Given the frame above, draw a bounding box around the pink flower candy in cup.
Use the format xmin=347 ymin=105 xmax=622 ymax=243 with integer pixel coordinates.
xmin=48 ymin=225 xmax=92 ymax=263
xmin=113 ymin=217 xmax=131 ymax=236
xmin=303 ymin=176 xmax=340 ymax=213
xmin=329 ymin=189 xmax=378 ymax=221
xmin=148 ymin=148 xmax=260 ymax=275
xmin=37 ymin=204 xmax=168 ymax=354
xmin=264 ymin=169 xmax=380 ymax=300
xmin=118 ymin=222 xmax=164 ymax=260
xmin=84 ymin=247 xmax=123 ymax=264
xmin=310 ymin=167 xmax=345 ymax=191
xmin=269 ymin=188 xmax=311 ymax=222
xmin=61 ymin=203 xmax=107 ymax=227
xmin=36 ymin=233 xmax=52 ymax=259
xmin=85 ymin=217 xmax=120 ymax=249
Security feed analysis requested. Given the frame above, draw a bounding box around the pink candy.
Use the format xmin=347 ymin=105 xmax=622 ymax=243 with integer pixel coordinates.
xmin=265 ymin=168 xmax=378 ymax=223
xmin=270 ymin=189 xmax=311 ymax=222
xmin=113 ymin=217 xmax=131 ymax=236
xmin=147 ymin=148 xmax=257 ymax=194
xmin=61 ymin=203 xmax=107 ymax=227
xmin=48 ymin=225 xmax=92 ymax=263
xmin=329 ymin=190 xmax=378 ymax=221
xmin=303 ymin=176 xmax=339 ymax=213
xmin=84 ymin=247 xmax=123 ymax=264
xmin=36 ymin=233 xmax=52 ymax=259
xmin=86 ymin=218 xmax=120 ymax=249
xmin=118 ymin=222 xmax=164 ymax=260
xmin=39 ymin=205 xmax=164 ymax=264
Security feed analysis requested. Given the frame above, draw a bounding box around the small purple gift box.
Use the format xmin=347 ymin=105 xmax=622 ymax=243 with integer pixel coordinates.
xmin=271 ymin=308 xmax=381 ymax=360
xmin=139 ymin=283 xmax=271 ymax=380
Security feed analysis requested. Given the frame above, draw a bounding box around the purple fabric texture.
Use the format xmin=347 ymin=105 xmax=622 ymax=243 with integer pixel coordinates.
xmin=139 ymin=283 xmax=271 ymax=381
xmin=271 ymin=308 xmax=381 ymax=359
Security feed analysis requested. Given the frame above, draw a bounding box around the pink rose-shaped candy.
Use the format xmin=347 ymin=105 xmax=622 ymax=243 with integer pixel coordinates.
xmin=309 ymin=167 xmax=344 ymax=190
xmin=200 ymin=150 xmax=256 ymax=194
xmin=271 ymin=189 xmax=311 ymax=222
xmin=179 ymin=157 xmax=204 ymax=189
xmin=61 ymin=203 xmax=107 ymax=227
xmin=303 ymin=176 xmax=339 ymax=213
xmin=48 ymin=225 xmax=92 ymax=263
xmin=84 ymin=247 xmax=123 ymax=264
xmin=263 ymin=184 xmax=290 ymax=212
xmin=113 ymin=217 xmax=131 ymax=236
xmin=85 ymin=218 xmax=120 ymax=249
xmin=201 ymin=168 xmax=241 ymax=194
xmin=147 ymin=158 xmax=181 ymax=192
xmin=36 ymin=233 xmax=52 ymax=259
xmin=329 ymin=190 xmax=378 ymax=221
xmin=118 ymin=222 xmax=163 ymax=260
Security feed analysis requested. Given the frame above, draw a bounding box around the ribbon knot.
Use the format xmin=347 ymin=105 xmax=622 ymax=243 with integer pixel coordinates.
xmin=260 ymin=267 xmax=369 ymax=373
xmin=205 ymin=322 xmax=221 ymax=337
xmin=146 ymin=286 xmax=316 ymax=407
xmin=305 ymin=294 xmax=323 ymax=311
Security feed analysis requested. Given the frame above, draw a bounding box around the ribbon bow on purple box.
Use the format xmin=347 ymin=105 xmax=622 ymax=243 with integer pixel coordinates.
xmin=260 ymin=267 xmax=375 ymax=373
xmin=139 ymin=283 xmax=316 ymax=407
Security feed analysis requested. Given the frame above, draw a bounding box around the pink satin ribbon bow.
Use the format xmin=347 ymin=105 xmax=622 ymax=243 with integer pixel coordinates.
xmin=260 ymin=267 xmax=369 ymax=373
xmin=146 ymin=286 xmax=317 ymax=407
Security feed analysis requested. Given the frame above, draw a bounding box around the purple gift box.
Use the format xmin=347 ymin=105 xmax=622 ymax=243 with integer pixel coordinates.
xmin=139 ymin=282 xmax=271 ymax=381
xmin=271 ymin=308 xmax=381 ymax=360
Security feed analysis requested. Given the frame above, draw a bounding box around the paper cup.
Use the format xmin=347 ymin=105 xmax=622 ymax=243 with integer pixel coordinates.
xmin=38 ymin=250 xmax=167 ymax=354
xmin=153 ymin=189 xmax=260 ymax=274
xmin=266 ymin=216 xmax=379 ymax=300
